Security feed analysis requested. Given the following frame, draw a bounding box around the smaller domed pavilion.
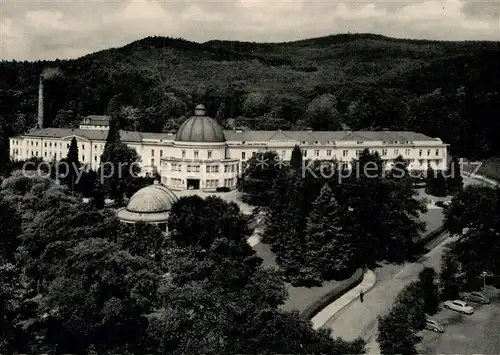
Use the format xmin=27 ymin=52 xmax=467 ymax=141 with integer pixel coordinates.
xmin=117 ymin=181 xmax=178 ymax=231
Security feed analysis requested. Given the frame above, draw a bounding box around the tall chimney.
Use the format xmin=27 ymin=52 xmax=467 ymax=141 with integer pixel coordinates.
xmin=38 ymin=75 xmax=44 ymax=129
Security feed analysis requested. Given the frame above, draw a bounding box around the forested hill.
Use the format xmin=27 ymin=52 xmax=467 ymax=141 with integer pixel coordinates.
xmin=0 ymin=33 xmax=499 ymax=165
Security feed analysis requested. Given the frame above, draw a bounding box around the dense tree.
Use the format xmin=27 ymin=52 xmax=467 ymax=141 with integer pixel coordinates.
xmin=65 ymin=137 xmax=80 ymax=191
xmin=395 ymin=282 xmax=426 ymax=331
xmin=418 ymin=267 xmax=439 ymax=315
xmin=99 ymin=141 xmax=141 ymax=203
xmin=425 ymin=166 xmax=448 ymax=197
xmin=377 ymin=281 xmax=425 ymax=355
xmin=238 ymin=151 xmax=285 ymax=206
xmin=262 ymin=170 xmax=311 ymax=285
xmin=377 ymin=302 xmax=421 ymax=355
xmin=242 ymin=92 xmax=269 ymax=118
xmin=304 ymin=184 xmax=354 ymax=280
xmin=443 ymin=185 xmax=500 ymax=285
xmin=304 ymin=93 xmax=342 ymax=131
xmin=0 ymin=198 xmax=22 ymax=263
xmin=445 ymin=156 xmax=464 ymax=193
xmin=290 ymin=144 xmax=303 ymax=171
xmin=439 ymin=250 xmax=463 ymax=300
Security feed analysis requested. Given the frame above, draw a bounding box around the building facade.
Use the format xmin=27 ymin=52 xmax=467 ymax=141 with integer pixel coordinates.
xmin=9 ymin=104 xmax=449 ymax=191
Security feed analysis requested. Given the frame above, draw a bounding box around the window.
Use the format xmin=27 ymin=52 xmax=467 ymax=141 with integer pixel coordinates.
xmin=327 ymin=149 xmax=332 ymax=156
xmin=393 ymin=140 xmax=398 ymax=144
xmin=31 ymin=141 xmax=33 ymax=146
xmin=67 ymin=144 xmax=69 ymax=149
xmin=252 ymin=152 xmax=256 ymax=157
xmin=405 ymin=149 xmax=411 ymax=155
xmin=394 ymin=149 xmax=399 ymax=155
xmin=342 ymin=150 xmax=348 ymax=157
xmin=224 ymin=165 xmax=230 ymax=173
xmin=419 ymin=149 xmax=423 ymax=157
xmin=160 ymin=150 xmax=163 ymax=157
xmin=95 ymin=145 xmax=97 ymax=149
xmin=44 ymin=152 xmax=47 ymax=157
xmin=405 ymin=140 xmax=410 ymax=144
xmin=242 ymin=152 xmax=246 ymax=160
xmin=44 ymin=142 xmax=47 ymax=147
xmin=427 ymin=149 xmax=430 ymax=156
xmin=206 ymin=165 xmax=211 ymax=173
xmin=31 ymin=151 xmax=34 ymax=156
xmin=151 ymin=158 xmax=154 ymax=166
xmin=94 ymin=156 xmax=97 ymax=162
xmin=314 ymin=150 xmax=319 ymax=157
xmin=151 ymin=149 xmax=154 ymax=157
xmin=435 ymin=149 xmax=439 ymax=156
xmin=59 ymin=152 xmax=62 ymax=158
xmin=282 ymin=150 xmax=286 ymax=158
xmin=82 ymin=155 xmax=85 ymax=161
xmin=82 ymin=145 xmax=84 ymax=150
xmin=303 ymin=150 xmax=307 ymax=157
xmin=49 ymin=142 xmax=52 ymax=147
xmin=231 ymin=165 xmax=235 ymax=172
xmin=382 ymin=149 xmax=387 ymax=156
xmin=36 ymin=141 xmax=38 ymax=146
xmin=182 ymin=150 xmax=186 ymax=158
xmin=194 ymin=150 xmax=199 ymax=159
xmin=187 ymin=165 xmax=192 ymax=172
xmin=207 ymin=150 xmax=212 ymax=159
xmin=35 ymin=151 xmax=38 ymax=156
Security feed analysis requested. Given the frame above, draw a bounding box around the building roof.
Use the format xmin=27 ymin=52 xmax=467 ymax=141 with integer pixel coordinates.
xmin=175 ymin=104 xmax=226 ymax=143
xmin=117 ymin=183 xmax=178 ymax=223
xmin=223 ymin=130 xmax=438 ymax=144
xmin=13 ymin=127 xmax=441 ymax=145
xmin=81 ymin=115 xmax=111 ymax=126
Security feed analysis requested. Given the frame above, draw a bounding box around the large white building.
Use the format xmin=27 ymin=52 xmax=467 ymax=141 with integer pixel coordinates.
xmin=9 ymin=104 xmax=448 ymax=191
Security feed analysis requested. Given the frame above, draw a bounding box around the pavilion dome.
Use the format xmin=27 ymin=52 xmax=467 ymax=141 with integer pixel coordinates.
xmin=175 ymin=104 xmax=225 ymax=143
xmin=117 ymin=182 xmax=178 ymax=225
xmin=126 ymin=183 xmax=178 ymax=213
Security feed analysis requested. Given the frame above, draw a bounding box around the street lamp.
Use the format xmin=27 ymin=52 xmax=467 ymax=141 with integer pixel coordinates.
xmin=481 ymin=271 xmax=488 ymax=289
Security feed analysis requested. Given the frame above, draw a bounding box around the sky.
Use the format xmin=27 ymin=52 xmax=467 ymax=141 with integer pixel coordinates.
xmin=0 ymin=0 xmax=499 ymax=61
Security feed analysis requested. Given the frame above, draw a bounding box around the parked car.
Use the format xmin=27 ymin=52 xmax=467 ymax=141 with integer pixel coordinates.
xmin=443 ymin=300 xmax=474 ymax=314
xmin=460 ymin=291 xmax=491 ymax=304
xmin=425 ymin=318 xmax=444 ymax=332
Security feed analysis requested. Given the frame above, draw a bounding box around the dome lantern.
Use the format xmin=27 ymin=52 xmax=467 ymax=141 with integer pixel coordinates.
xmin=194 ymin=104 xmax=206 ymax=116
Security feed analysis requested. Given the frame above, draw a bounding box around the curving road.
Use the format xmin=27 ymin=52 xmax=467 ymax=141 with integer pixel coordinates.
xmin=323 ymin=234 xmax=456 ymax=342
xmin=323 ymin=175 xmax=490 ymax=352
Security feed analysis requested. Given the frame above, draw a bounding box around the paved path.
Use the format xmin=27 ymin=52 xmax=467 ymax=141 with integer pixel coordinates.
xmin=322 ymin=234 xmax=457 ymax=347
xmin=311 ymin=270 xmax=376 ymax=330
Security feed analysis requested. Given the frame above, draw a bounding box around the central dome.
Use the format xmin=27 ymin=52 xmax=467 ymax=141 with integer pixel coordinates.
xmin=175 ymin=104 xmax=225 ymax=143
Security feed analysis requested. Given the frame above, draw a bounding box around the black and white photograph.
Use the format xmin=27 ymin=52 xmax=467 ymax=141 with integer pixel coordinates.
xmin=1 ymin=0 xmax=500 ymax=353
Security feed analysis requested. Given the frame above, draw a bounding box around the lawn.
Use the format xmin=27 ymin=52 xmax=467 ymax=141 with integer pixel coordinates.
xmin=181 ymin=187 xmax=446 ymax=314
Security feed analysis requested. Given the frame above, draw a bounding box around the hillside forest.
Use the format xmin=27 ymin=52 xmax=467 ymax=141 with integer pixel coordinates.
xmin=0 ymin=33 xmax=499 ymax=171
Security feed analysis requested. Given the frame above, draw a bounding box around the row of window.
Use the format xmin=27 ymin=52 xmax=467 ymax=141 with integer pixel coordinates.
xmin=179 ymin=150 xmax=213 ymax=159
xmin=170 ymin=178 xmax=182 ymax=187
xmin=223 ymin=178 xmax=236 ymax=187
xmin=206 ymin=179 xmax=219 ymax=188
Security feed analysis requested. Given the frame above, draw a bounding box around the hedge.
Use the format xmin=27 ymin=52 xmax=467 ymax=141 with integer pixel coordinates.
xmin=300 ymin=228 xmax=447 ymax=321
xmin=300 ymin=268 xmax=364 ymax=320
xmin=416 ymin=225 xmax=447 ymax=247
